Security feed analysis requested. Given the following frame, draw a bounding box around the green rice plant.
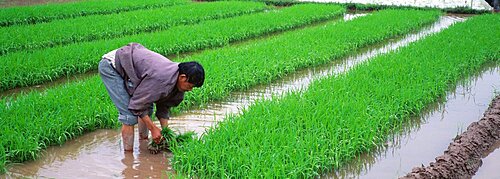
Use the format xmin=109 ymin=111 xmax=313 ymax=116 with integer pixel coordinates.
xmin=0 ymin=78 xmax=118 ymax=168
xmin=0 ymin=143 xmax=5 ymax=174
xmin=171 ymin=14 xmax=500 ymax=178
xmin=148 ymin=127 xmax=196 ymax=154
xmin=0 ymin=4 xmax=345 ymax=91
xmin=0 ymin=1 xmax=269 ymax=55
xmin=0 ymin=9 xmax=440 ymax=173
xmin=178 ymin=9 xmax=441 ymax=110
xmin=0 ymin=0 xmax=189 ymax=27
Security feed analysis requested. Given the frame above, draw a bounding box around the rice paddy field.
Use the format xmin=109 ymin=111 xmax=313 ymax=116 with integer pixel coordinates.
xmin=0 ymin=0 xmax=499 ymax=178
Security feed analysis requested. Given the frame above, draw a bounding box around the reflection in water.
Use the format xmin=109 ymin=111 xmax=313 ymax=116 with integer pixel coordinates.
xmin=5 ymin=129 xmax=171 ymax=178
xmin=2 ymin=15 xmax=468 ymax=178
xmin=328 ymin=65 xmax=500 ymax=178
xmin=475 ymin=141 xmax=500 ymax=178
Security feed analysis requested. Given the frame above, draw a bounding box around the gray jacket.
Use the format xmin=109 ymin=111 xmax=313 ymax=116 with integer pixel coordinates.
xmin=115 ymin=43 xmax=184 ymax=119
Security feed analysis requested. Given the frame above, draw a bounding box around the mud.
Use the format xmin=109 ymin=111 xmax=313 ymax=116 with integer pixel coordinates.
xmin=401 ymin=95 xmax=500 ymax=179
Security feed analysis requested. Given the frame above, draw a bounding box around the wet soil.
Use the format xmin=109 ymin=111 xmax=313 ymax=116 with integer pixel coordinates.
xmin=401 ymin=95 xmax=500 ymax=179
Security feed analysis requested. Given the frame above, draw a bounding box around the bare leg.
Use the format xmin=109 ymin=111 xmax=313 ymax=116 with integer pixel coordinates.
xmin=159 ymin=118 xmax=168 ymax=129
xmin=122 ymin=124 xmax=134 ymax=151
xmin=138 ymin=118 xmax=149 ymax=140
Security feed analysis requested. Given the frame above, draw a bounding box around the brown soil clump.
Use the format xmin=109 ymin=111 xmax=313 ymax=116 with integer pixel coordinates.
xmin=401 ymin=95 xmax=500 ymax=179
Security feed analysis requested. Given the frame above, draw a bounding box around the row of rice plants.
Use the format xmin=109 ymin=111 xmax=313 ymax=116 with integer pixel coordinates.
xmin=0 ymin=4 xmax=345 ymax=92
xmin=0 ymin=0 xmax=189 ymax=27
xmin=0 ymin=79 xmax=117 ymax=174
xmin=178 ymin=9 xmax=440 ymax=109
xmin=0 ymin=1 xmax=269 ymax=55
xmin=171 ymin=14 xmax=500 ymax=178
xmin=0 ymin=9 xmax=440 ymax=172
xmin=0 ymin=145 xmax=5 ymax=174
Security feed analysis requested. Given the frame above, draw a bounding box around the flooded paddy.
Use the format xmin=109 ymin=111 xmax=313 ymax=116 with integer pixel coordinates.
xmin=3 ymin=15 xmax=488 ymax=178
xmin=5 ymin=129 xmax=172 ymax=178
xmin=328 ymin=65 xmax=500 ymax=178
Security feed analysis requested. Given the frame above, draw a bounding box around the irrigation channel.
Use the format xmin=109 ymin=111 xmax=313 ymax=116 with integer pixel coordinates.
xmin=4 ymin=15 xmax=499 ymax=178
xmin=327 ymin=64 xmax=500 ymax=179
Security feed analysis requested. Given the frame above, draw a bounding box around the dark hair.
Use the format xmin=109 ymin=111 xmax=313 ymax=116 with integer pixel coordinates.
xmin=178 ymin=61 xmax=205 ymax=87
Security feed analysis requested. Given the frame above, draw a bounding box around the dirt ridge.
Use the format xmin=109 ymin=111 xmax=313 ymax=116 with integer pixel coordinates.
xmin=401 ymin=95 xmax=500 ymax=179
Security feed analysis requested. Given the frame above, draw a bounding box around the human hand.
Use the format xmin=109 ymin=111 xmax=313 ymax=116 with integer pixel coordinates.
xmin=151 ymin=127 xmax=163 ymax=144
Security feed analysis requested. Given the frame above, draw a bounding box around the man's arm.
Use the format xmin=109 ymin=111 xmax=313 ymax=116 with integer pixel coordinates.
xmin=139 ymin=115 xmax=162 ymax=144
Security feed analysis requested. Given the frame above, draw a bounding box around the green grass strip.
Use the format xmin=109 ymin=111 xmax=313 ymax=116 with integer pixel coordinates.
xmin=0 ymin=0 xmax=189 ymax=27
xmin=171 ymin=14 xmax=500 ymax=178
xmin=0 ymin=4 xmax=344 ymax=92
xmin=0 ymin=1 xmax=269 ymax=55
xmin=0 ymin=9 xmax=439 ymax=173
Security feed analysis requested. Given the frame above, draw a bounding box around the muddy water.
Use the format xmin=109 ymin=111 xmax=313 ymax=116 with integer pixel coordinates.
xmin=2 ymin=16 xmax=466 ymax=178
xmin=5 ymin=129 xmax=172 ymax=178
xmin=475 ymin=141 xmax=500 ymax=178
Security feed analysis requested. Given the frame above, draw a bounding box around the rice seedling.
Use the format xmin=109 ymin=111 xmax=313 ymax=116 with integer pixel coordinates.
xmin=0 ymin=0 xmax=189 ymax=27
xmin=171 ymin=13 xmax=499 ymax=178
xmin=0 ymin=1 xmax=269 ymax=55
xmin=0 ymin=4 xmax=345 ymax=91
xmin=0 ymin=9 xmax=440 ymax=173
xmin=148 ymin=127 xmax=196 ymax=154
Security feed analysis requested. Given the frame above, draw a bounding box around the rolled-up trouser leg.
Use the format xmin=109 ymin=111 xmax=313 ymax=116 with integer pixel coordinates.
xmin=98 ymin=59 xmax=138 ymax=151
xmin=98 ymin=59 xmax=138 ymax=125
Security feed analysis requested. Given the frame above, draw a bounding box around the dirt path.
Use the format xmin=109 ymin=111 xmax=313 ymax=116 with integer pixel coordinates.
xmin=401 ymin=95 xmax=500 ymax=179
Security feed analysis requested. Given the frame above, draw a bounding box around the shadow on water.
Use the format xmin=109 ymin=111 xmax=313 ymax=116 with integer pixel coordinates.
xmin=2 ymin=15 xmax=476 ymax=178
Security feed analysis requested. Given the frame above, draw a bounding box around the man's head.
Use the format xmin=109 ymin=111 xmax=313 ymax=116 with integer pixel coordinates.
xmin=177 ymin=61 xmax=205 ymax=92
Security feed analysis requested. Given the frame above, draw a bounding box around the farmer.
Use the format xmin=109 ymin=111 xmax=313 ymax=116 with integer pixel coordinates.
xmin=98 ymin=42 xmax=205 ymax=151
